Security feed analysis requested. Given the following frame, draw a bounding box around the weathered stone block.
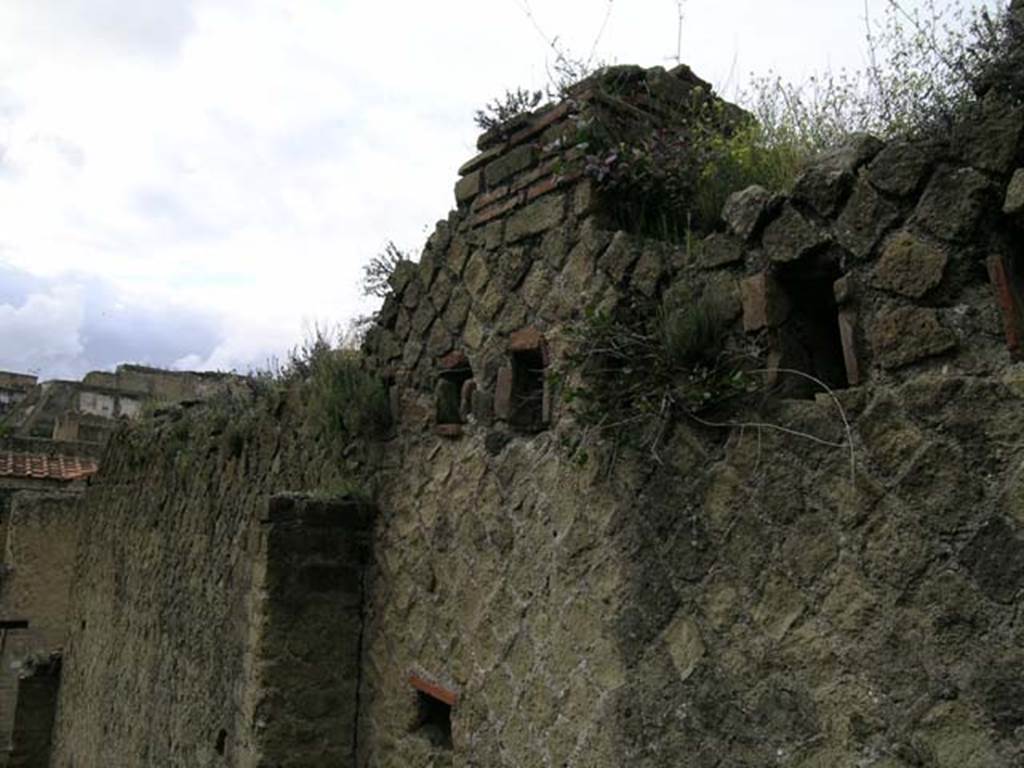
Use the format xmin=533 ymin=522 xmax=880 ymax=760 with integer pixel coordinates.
xmin=426 ymin=323 xmax=453 ymax=359
xmin=463 ymin=312 xmax=484 ymax=350
xmin=509 ymin=326 xmax=545 ymax=352
xmin=399 ymin=273 xmax=421 ymax=310
xmin=833 ymin=275 xmax=853 ymax=305
xmin=463 ymin=250 xmax=490 ymax=299
xmin=663 ymin=613 xmax=705 ymax=682
xmin=955 ymin=92 xmax=1024 ymax=175
xmin=494 ymin=295 xmax=529 ymax=334
xmin=698 ymin=232 xmax=744 ymax=269
xmin=417 ymin=247 xmax=440 ymax=289
xmin=630 ymin=246 xmax=664 ymax=297
xmin=762 ymin=204 xmax=829 ymax=263
xmin=573 ymin=178 xmax=598 ymax=216
xmin=494 ymin=366 xmax=513 ymax=421
xmin=740 ymin=273 xmax=790 ymax=331
xmin=445 ymin=237 xmax=470 ymax=276
xmin=459 ymin=379 xmax=475 ymax=421
xmin=913 ymin=166 xmax=995 ymax=242
xmin=505 ymin=194 xmax=565 ymax=242
xmin=429 ymin=269 xmax=454 ymax=313
xmin=476 ymin=281 xmax=507 ymax=321
xmin=483 ymin=219 xmax=504 ymax=249
xmin=869 ymin=306 xmax=956 ymax=368
xmin=1003 ymin=168 xmax=1024 ymax=218
xmin=867 ymin=138 xmax=933 ymax=197
xmin=410 ymin=301 xmax=436 ymax=336
xmin=441 ymin=287 xmax=470 ymax=333
xmin=838 ymin=309 xmax=861 ymax=386
xmin=520 ymin=261 xmax=552 ymax=310
xmin=484 ymin=144 xmax=538 ymax=187
xmin=438 ymin=351 xmax=467 ymax=370
xmin=792 ymin=133 xmax=883 ymax=217
xmin=471 ymin=387 xmax=494 ymax=425
xmin=835 ymin=179 xmax=901 ymax=260
xmin=599 ymin=230 xmax=639 ymax=283
xmin=458 ymin=144 xmax=503 ymax=177
xmin=961 ymin=517 xmax=1024 ymax=604
xmin=871 ymin=231 xmax=948 ymax=298
xmin=722 ymin=184 xmax=774 ymax=241
xmin=494 ymin=246 xmax=532 ymax=291
xmin=454 ymin=170 xmax=481 ymax=205
xmin=389 ymin=260 xmax=418 ymax=297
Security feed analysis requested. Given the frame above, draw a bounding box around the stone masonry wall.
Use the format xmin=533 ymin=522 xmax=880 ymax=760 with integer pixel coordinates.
xmin=7 ymin=656 xmax=61 ymax=768
xmin=0 ymin=491 xmax=81 ymax=767
xmin=46 ymin=59 xmax=1024 ymax=768
xmin=356 ymin=63 xmax=1024 ymax=765
xmin=248 ymin=493 xmax=373 ymax=768
xmin=50 ymin=389 xmax=367 ymax=768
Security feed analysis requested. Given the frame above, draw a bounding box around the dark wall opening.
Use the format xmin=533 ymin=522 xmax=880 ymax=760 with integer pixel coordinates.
xmin=414 ymin=690 xmax=453 ymax=750
xmin=510 ymin=348 xmax=546 ymax=430
xmin=774 ymin=257 xmax=848 ymax=397
xmin=436 ymin=364 xmax=473 ymax=425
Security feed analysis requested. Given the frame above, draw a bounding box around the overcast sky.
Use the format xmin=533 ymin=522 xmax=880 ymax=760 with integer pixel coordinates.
xmin=0 ymin=0 xmax=987 ymax=379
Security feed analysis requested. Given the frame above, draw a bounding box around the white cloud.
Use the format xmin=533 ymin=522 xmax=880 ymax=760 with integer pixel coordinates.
xmin=0 ymin=0 xmax=996 ymax=379
xmin=0 ymin=284 xmax=86 ymax=378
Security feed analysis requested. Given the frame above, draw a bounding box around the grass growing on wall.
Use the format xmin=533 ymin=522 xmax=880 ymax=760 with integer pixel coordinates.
xmin=562 ymin=287 xmax=757 ymax=451
xmin=283 ymin=328 xmax=391 ymax=441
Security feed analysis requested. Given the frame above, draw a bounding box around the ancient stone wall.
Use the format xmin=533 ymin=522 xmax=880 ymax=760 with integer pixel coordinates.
xmin=49 ymin=390 xmax=365 ymax=768
xmin=0 ymin=491 xmax=81 ymax=766
xmin=356 ymin=63 xmax=1024 ymax=766
xmin=246 ymin=494 xmax=373 ymax=768
xmin=46 ymin=60 xmax=1024 ymax=768
xmin=7 ymin=656 xmax=61 ymax=768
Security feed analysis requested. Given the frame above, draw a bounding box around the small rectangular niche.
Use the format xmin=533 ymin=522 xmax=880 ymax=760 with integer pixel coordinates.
xmin=500 ymin=326 xmax=550 ymax=431
xmin=435 ymin=354 xmax=474 ymax=427
xmin=773 ymin=257 xmax=849 ymax=398
xmin=510 ymin=348 xmax=546 ymax=430
xmin=409 ymin=675 xmax=455 ymax=750
xmin=0 ymin=620 xmax=29 ymax=630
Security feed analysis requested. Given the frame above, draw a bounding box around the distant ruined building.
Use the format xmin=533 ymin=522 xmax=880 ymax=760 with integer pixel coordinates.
xmin=4 ymin=17 xmax=1024 ymax=766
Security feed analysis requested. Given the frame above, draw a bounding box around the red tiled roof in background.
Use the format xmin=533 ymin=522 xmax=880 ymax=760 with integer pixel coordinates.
xmin=0 ymin=451 xmax=98 ymax=482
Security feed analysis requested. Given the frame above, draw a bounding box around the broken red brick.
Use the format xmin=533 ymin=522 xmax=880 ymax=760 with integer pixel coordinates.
xmin=409 ymin=674 xmax=459 ymax=706
xmin=438 ymin=351 xmax=467 ymax=370
xmin=741 ymin=273 xmax=790 ymax=332
xmin=469 ymin=194 xmax=523 ymax=228
xmin=509 ymin=326 xmax=545 ymax=352
xmin=838 ymin=309 xmax=862 ymax=386
xmin=988 ymin=254 xmax=1023 ymax=360
xmin=494 ymin=366 xmax=513 ymax=421
xmin=508 ymin=101 xmax=573 ymax=148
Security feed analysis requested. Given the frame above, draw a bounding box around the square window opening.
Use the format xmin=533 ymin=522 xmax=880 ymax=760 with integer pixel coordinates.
xmin=414 ymin=690 xmax=453 ymax=750
xmin=510 ymin=348 xmax=546 ymax=431
xmin=435 ymin=365 xmax=473 ymax=426
xmin=775 ymin=259 xmax=849 ymax=398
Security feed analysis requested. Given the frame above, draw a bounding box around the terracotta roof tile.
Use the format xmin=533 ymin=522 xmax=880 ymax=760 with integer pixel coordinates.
xmin=0 ymin=451 xmax=98 ymax=482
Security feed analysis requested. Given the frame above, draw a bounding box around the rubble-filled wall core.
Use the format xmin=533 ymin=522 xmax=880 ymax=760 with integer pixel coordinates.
xmin=247 ymin=494 xmax=373 ymax=768
xmin=45 ymin=50 xmax=1024 ymax=767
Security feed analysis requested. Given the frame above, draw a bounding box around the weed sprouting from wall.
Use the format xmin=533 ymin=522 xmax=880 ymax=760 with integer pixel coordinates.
xmin=284 ymin=328 xmax=391 ymax=441
xmin=489 ymin=1 xmax=1019 ymax=239
xmin=361 ymin=242 xmax=413 ymax=300
xmin=474 ymin=89 xmax=544 ymax=131
xmin=562 ymin=288 xmax=757 ymax=452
